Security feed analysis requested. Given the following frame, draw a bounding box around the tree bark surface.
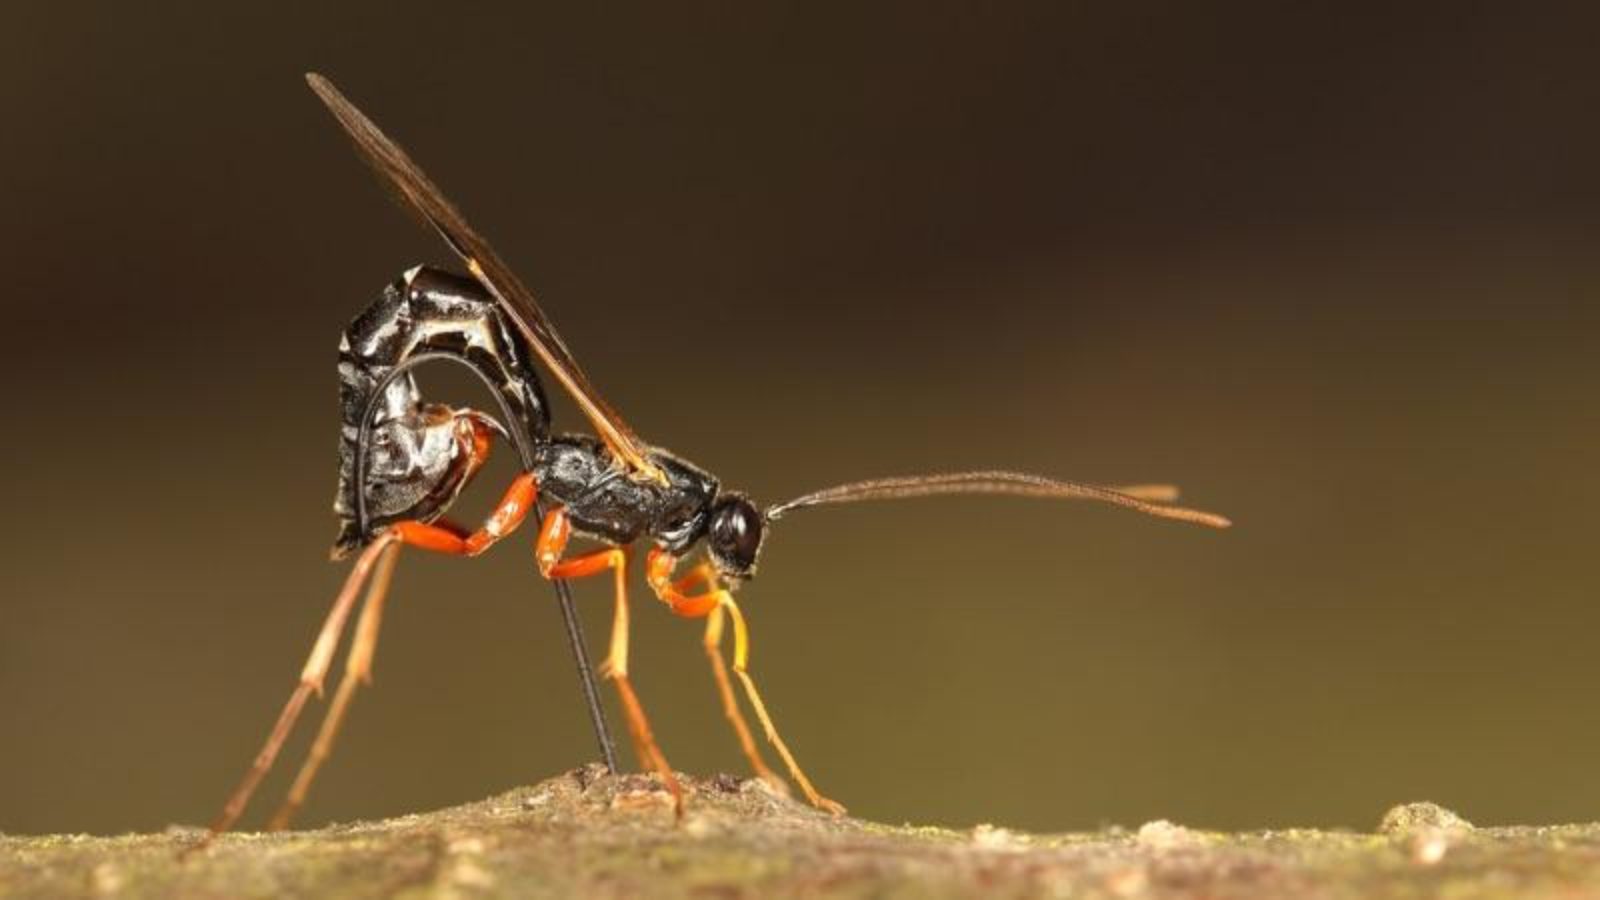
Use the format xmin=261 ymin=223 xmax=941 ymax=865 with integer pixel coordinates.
xmin=5 ymin=766 xmax=1599 ymax=899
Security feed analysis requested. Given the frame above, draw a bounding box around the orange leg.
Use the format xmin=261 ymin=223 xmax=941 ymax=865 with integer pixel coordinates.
xmin=264 ymin=472 xmax=539 ymax=831
xmin=537 ymin=509 xmax=684 ymax=816
xmin=647 ymin=550 xmax=844 ymax=815
xmin=192 ymin=473 xmax=540 ymax=851
xmin=392 ymin=472 xmax=539 ymax=557
xmin=266 ymin=539 xmax=400 ymax=830
xmin=191 ymin=529 xmax=401 ymax=852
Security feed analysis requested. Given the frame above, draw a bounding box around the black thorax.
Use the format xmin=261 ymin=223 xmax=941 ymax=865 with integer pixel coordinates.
xmin=533 ymin=437 xmax=720 ymax=553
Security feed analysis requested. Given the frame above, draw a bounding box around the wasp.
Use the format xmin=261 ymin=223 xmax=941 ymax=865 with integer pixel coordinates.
xmin=197 ymin=74 xmax=1231 ymax=844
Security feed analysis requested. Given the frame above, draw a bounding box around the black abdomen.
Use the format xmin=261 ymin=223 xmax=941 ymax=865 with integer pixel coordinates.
xmin=332 ymin=266 xmax=551 ymax=556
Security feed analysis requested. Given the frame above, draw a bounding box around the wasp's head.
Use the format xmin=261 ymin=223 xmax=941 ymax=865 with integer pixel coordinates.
xmin=705 ymin=493 xmax=765 ymax=580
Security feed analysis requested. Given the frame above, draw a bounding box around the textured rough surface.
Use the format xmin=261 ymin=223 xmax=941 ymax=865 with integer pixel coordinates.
xmin=6 ymin=767 xmax=1600 ymax=899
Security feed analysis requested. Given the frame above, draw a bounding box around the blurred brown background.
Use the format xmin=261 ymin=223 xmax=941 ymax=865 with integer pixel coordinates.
xmin=3 ymin=3 xmax=1598 ymax=837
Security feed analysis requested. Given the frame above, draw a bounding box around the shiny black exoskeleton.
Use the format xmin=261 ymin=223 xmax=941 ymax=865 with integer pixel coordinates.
xmin=532 ymin=439 xmax=764 ymax=578
xmin=336 ymin=266 xmax=768 ymax=577
xmin=333 ymin=266 xmax=550 ymax=558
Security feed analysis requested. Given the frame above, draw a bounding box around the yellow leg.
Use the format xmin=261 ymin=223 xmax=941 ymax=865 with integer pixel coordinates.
xmin=647 ymin=550 xmax=843 ymax=815
xmin=705 ymin=604 xmax=788 ymax=794
xmin=721 ymin=596 xmax=846 ymax=816
xmin=671 ymin=563 xmax=785 ymax=792
xmin=539 ymin=511 xmax=682 ymax=815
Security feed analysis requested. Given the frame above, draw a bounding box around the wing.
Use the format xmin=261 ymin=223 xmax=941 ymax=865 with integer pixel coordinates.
xmin=306 ymin=73 xmax=668 ymax=485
